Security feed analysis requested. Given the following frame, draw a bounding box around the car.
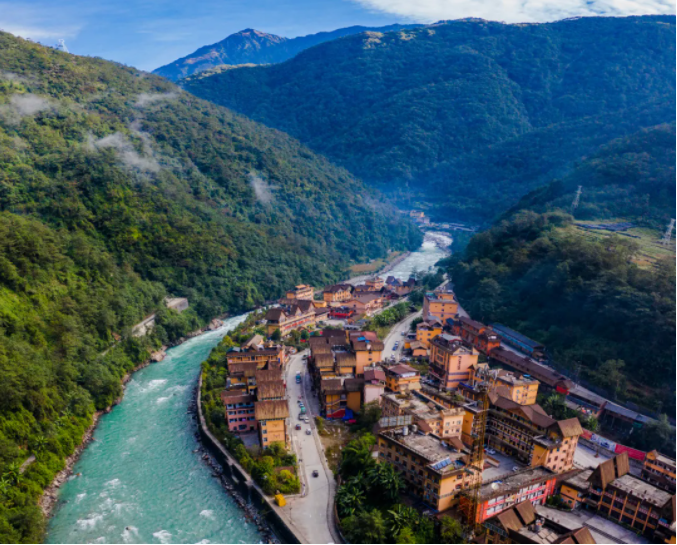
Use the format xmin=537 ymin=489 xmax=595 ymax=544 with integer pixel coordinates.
xmin=295 ymin=424 xmax=301 ymax=430
xmin=312 ymin=470 xmax=319 ymax=478
xmin=305 ymin=429 xmax=312 ymax=435
xmin=401 ymin=331 xmax=406 ymax=336
xmin=512 ymin=466 xmax=520 ymax=472
xmin=299 ymin=414 xmax=305 ymax=420
xmin=303 ymin=417 xmax=310 ymax=423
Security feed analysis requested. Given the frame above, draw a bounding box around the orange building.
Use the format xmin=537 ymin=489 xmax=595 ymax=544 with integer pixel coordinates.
xmin=429 ymin=334 xmax=479 ymax=390
xmin=348 ymin=332 xmax=384 ymax=376
xmin=365 ymin=277 xmax=385 ymax=291
xmin=226 ymin=345 xmax=285 ymax=370
xmin=384 ymin=363 xmax=421 ymax=392
xmin=469 ymin=366 xmax=540 ymax=406
xmin=381 ymin=390 xmax=464 ymax=440
xmin=416 ymin=320 xmax=443 ymax=348
xmin=422 ymin=288 xmax=458 ymax=323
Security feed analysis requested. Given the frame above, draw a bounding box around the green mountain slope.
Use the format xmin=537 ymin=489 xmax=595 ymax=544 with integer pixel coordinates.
xmin=449 ymin=125 xmax=676 ymax=426
xmin=153 ymin=24 xmax=422 ymax=81
xmin=184 ymin=16 xmax=676 ymax=223
xmin=0 ymin=32 xmax=420 ymax=541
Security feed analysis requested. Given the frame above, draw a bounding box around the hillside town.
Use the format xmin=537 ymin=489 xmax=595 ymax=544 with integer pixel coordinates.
xmin=210 ymin=277 xmax=676 ymax=544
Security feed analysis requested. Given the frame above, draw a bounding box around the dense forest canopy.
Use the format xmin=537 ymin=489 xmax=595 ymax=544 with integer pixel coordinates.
xmin=0 ymin=32 xmax=420 ymax=542
xmin=449 ymin=125 xmax=676 ymax=422
xmin=184 ymin=15 xmax=676 ymax=223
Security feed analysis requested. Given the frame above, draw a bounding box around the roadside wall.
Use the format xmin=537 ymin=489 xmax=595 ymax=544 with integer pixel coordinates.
xmin=196 ymin=374 xmax=303 ymax=544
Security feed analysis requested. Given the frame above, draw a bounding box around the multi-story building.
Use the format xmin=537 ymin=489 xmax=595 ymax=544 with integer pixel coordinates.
xmin=587 ymin=453 xmax=675 ymax=540
xmin=348 ymin=332 xmax=384 ymax=376
xmin=381 ymin=390 xmax=464 ymax=440
xmin=256 ymin=380 xmax=286 ymax=401
xmin=378 ymin=426 xmax=481 ymax=512
xmin=363 ymin=367 xmax=386 ymax=405
xmin=323 ymin=283 xmax=353 ymax=304
xmin=265 ymin=303 xmax=316 ymax=336
xmin=221 ymin=391 xmax=257 ymax=432
xmin=384 ymin=363 xmax=421 ymax=393
xmin=416 ymin=320 xmax=443 ymax=348
xmin=642 ymin=450 xmax=676 ymax=492
xmin=345 ymin=293 xmax=383 ymax=314
xmin=226 ymin=362 xmax=258 ymax=392
xmin=255 ymin=400 xmax=289 ymax=449
xmin=384 ymin=276 xmax=417 ymax=296
xmin=559 ymin=469 xmax=593 ymax=509
xmin=468 ymin=366 xmax=540 ymax=406
xmin=226 ymin=344 xmax=285 ymax=370
xmin=487 ymin=392 xmax=582 ymax=473
xmin=474 ymin=467 xmax=558 ymax=523
xmin=490 ymin=347 xmax=574 ymax=395
xmin=448 ymin=315 xmax=500 ymax=354
xmin=483 ymin=500 xmax=596 ymax=544
xmin=365 ymin=277 xmax=385 ymax=291
xmin=429 ymin=334 xmax=479 ymax=390
xmin=422 ymin=287 xmax=458 ymax=323
xmin=285 ymin=284 xmax=314 ymax=301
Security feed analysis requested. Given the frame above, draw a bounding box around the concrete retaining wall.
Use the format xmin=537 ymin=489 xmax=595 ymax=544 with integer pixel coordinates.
xmin=196 ymin=373 xmax=303 ymax=544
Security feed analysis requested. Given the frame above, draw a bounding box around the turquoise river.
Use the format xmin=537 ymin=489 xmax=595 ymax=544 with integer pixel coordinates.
xmin=46 ymin=233 xmax=450 ymax=544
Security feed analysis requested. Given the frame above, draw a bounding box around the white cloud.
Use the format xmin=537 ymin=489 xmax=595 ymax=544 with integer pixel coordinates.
xmin=249 ymin=173 xmax=275 ymax=204
xmin=87 ymin=132 xmax=160 ymax=173
xmin=347 ymin=0 xmax=675 ymax=23
xmin=134 ymin=92 xmax=179 ymax=108
xmin=0 ymin=93 xmax=53 ymax=122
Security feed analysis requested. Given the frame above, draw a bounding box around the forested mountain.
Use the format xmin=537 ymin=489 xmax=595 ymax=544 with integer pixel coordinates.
xmin=184 ymin=16 xmax=676 ymax=223
xmin=449 ymin=124 xmax=676 ymax=427
xmin=153 ymin=24 xmax=421 ymax=81
xmin=0 ymin=32 xmax=419 ymax=542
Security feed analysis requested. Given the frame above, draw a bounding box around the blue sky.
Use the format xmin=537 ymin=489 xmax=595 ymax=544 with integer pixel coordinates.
xmin=1 ymin=0 xmax=674 ymax=71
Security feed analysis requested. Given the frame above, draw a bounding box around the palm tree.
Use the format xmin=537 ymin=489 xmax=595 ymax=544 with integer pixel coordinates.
xmin=3 ymin=461 xmax=22 ymax=485
xmin=387 ymin=504 xmax=420 ymax=536
xmin=367 ymin=463 xmax=404 ymax=503
xmin=337 ymin=481 xmax=365 ymax=517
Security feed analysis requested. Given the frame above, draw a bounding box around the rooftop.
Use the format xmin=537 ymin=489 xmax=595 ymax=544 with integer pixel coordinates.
xmin=563 ymin=469 xmax=594 ymax=491
xmin=479 ymin=466 xmax=556 ymax=501
xmin=257 ymin=380 xmax=286 ymax=400
xmin=535 ymin=504 xmax=649 ymax=544
xmin=380 ymin=428 xmax=468 ymax=475
xmin=386 ymin=364 xmax=419 ymax=377
xmin=254 ymin=400 xmax=289 ymax=420
xmin=492 ymin=323 xmax=544 ymax=350
xmin=611 ymin=473 xmax=674 ymax=506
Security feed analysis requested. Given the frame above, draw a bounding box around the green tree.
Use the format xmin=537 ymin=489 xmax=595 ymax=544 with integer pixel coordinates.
xmin=395 ymin=527 xmax=416 ymax=544
xmin=440 ymin=515 xmax=466 ymax=544
xmin=271 ymin=328 xmax=282 ymax=341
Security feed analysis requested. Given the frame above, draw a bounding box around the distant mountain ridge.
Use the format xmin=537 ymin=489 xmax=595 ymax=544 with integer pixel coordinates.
xmin=183 ymin=15 xmax=676 ymax=223
xmin=153 ymin=24 xmax=423 ymax=81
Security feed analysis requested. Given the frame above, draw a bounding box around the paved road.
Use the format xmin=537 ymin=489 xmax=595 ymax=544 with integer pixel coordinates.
xmin=282 ymin=351 xmax=337 ymax=544
xmin=382 ymin=309 xmax=422 ymax=361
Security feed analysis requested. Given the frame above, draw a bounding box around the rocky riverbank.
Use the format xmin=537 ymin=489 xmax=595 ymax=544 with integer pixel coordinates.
xmin=39 ymin=320 xmax=225 ymax=519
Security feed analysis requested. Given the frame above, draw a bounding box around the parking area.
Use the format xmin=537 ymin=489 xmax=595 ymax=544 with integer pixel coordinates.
xmin=482 ymin=450 xmax=526 ymax=482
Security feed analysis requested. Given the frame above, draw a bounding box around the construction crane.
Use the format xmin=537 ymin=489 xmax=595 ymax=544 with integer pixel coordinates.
xmin=571 ymin=185 xmax=582 ymax=212
xmin=459 ymin=385 xmax=489 ymax=539
xmin=660 ymin=219 xmax=675 ymax=246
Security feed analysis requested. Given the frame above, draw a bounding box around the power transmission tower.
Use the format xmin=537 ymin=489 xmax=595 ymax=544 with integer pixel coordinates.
xmin=57 ymin=39 xmax=69 ymax=53
xmin=660 ymin=219 xmax=675 ymax=246
xmin=571 ymin=185 xmax=582 ymax=212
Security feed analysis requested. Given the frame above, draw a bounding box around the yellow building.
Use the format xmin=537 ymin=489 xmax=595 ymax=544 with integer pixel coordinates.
xmin=255 ymin=400 xmax=289 ymax=449
xmin=384 ymin=364 xmax=421 ymax=392
xmin=422 ymin=288 xmax=458 ymax=323
xmin=378 ymin=427 xmax=481 ymax=512
xmin=349 ymin=333 xmax=384 ymax=376
xmin=416 ymin=320 xmax=443 ymax=348
xmin=642 ymin=450 xmax=676 ymax=492
xmin=226 ymin=345 xmax=285 ymax=371
xmin=530 ymin=418 xmax=582 ymax=473
xmin=286 ymin=284 xmax=314 ymax=300
xmin=429 ymin=334 xmax=479 ymax=390
xmin=559 ymin=469 xmax=593 ymax=509
xmin=323 ymin=284 xmax=353 ymax=304
xmin=470 ymin=366 xmax=540 ymax=406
